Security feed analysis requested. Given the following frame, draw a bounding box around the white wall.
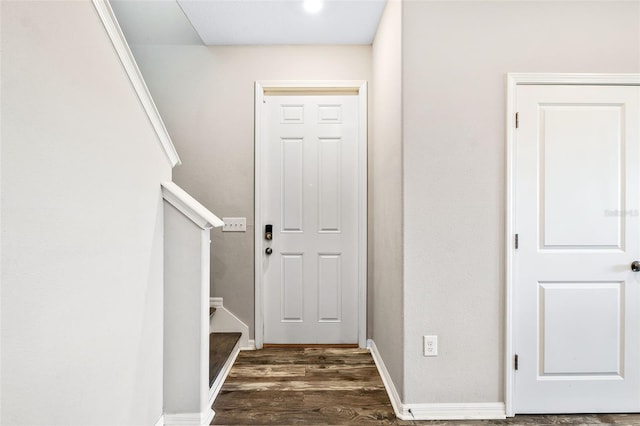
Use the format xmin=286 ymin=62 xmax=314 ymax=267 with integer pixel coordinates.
xmin=370 ymin=0 xmax=404 ymax=399
xmin=127 ymin=44 xmax=372 ymax=337
xmin=401 ymin=0 xmax=640 ymax=404
xmin=1 ymin=1 xmax=171 ymax=424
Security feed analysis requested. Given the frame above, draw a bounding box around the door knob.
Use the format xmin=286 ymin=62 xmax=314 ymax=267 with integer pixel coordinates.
xmin=265 ymin=247 xmax=273 ymax=255
xmin=632 ymin=261 xmax=640 ymax=272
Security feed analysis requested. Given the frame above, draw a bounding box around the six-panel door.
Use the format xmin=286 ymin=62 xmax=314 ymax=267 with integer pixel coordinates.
xmin=263 ymin=95 xmax=359 ymax=344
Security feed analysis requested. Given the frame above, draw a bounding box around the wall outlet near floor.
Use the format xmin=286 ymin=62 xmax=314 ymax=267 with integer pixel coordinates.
xmin=222 ymin=217 xmax=246 ymax=232
xmin=424 ymin=335 xmax=438 ymax=357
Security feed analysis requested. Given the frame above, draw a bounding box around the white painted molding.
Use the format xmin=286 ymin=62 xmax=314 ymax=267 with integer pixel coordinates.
xmin=254 ymin=80 xmax=368 ymax=349
xmin=209 ymin=297 xmax=251 ymax=349
xmin=91 ymin=0 xmax=181 ymax=168
xmin=504 ymin=73 xmax=640 ymax=417
xmin=254 ymin=81 xmax=265 ymax=349
xmin=154 ymin=415 xmax=164 ymax=426
xmin=405 ymin=403 xmax=506 ymax=421
xmin=368 ymin=339 xmax=506 ymax=421
xmin=163 ymin=409 xmax=214 ymax=426
xmin=242 ymin=339 xmax=257 ymax=351
xmin=162 ymin=182 xmax=223 ymax=230
xmin=367 ymin=340 xmax=408 ymax=420
xmin=508 ymin=73 xmax=640 ymax=86
xmin=210 ymin=297 xmax=223 ymax=308
xmin=258 ymin=80 xmax=369 ymax=90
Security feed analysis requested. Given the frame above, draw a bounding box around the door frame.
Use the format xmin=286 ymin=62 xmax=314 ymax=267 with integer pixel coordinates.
xmin=505 ymin=73 xmax=640 ymax=416
xmin=254 ymin=80 xmax=368 ymax=349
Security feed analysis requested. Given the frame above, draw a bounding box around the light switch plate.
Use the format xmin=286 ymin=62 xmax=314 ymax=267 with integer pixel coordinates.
xmin=222 ymin=217 xmax=246 ymax=232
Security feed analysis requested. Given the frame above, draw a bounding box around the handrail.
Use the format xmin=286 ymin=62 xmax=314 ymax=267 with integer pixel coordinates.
xmin=161 ymin=182 xmax=223 ymax=229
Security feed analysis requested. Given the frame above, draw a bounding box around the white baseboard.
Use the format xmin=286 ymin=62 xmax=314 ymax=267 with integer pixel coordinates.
xmin=163 ymin=408 xmax=215 ymax=426
xmin=209 ymin=297 xmax=251 ymax=349
xmin=241 ymin=339 xmax=256 ymax=350
xmin=405 ymin=403 xmax=506 ymax=420
xmin=367 ymin=339 xmax=506 ymax=421
xmin=209 ymin=340 xmax=241 ymax=404
xmin=154 ymin=414 xmax=164 ymax=426
xmin=367 ymin=339 xmax=408 ymax=420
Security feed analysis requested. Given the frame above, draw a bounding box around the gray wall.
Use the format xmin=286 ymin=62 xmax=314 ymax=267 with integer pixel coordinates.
xmin=401 ymin=0 xmax=640 ymax=404
xmin=370 ymin=0 xmax=404 ymax=399
xmin=1 ymin=1 xmax=171 ymax=424
xmin=129 ymin=44 xmax=372 ymax=337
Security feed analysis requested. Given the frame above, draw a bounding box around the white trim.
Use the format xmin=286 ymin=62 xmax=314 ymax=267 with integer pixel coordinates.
xmin=257 ymin=80 xmax=368 ymax=90
xmin=405 ymin=403 xmax=506 ymax=421
xmin=209 ymin=341 xmax=241 ymax=404
xmin=163 ymin=410 xmax=214 ymax=426
xmin=505 ymin=73 xmax=640 ymax=417
xmin=209 ymin=297 xmax=251 ymax=348
xmin=210 ymin=297 xmax=224 ymax=308
xmin=254 ymin=82 xmax=265 ymax=349
xmin=242 ymin=339 xmax=257 ymax=351
xmin=162 ymin=411 xmax=214 ymax=426
xmin=254 ymin=81 xmax=368 ymax=349
xmin=91 ymin=0 xmax=181 ymax=168
xmin=508 ymin=73 xmax=640 ymax=86
xmin=505 ymin=73 xmax=517 ymax=418
xmin=367 ymin=340 xmax=408 ymax=420
xmin=154 ymin=415 xmax=164 ymax=426
xmin=368 ymin=340 xmax=505 ymax=421
xmin=162 ymin=182 xmax=223 ymax=230
xmin=356 ymin=82 xmax=368 ymax=349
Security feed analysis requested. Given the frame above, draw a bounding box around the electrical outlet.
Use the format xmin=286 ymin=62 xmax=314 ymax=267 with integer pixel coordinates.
xmin=222 ymin=217 xmax=246 ymax=232
xmin=423 ymin=335 xmax=438 ymax=357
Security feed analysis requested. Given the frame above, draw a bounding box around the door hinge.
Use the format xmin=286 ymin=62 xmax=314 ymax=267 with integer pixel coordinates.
xmin=514 ymin=354 xmax=519 ymax=370
xmin=514 ymin=234 xmax=519 ymax=249
xmin=515 ymin=112 xmax=519 ymax=128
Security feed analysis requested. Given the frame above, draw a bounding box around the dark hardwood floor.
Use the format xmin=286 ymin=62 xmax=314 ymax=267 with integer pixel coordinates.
xmin=212 ymin=347 xmax=640 ymax=425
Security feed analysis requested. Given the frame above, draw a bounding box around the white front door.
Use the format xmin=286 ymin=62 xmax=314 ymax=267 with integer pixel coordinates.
xmin=261 ymin=94 xmax=360 ymax=344
xmin=514 ymin=84 xmax=640 ymax=413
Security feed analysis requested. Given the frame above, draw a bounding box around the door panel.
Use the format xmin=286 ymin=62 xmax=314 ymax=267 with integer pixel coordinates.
xmin=318 ymin=254 xmax=341 ymax=322
xmin=318 ymin=138 xmax=342 ymax=232
xmin=542 ymin=106 xmax=623 ymax=249
xmin=263 ymin=95 xmax=359 ymax=344
xmin=282 ymin=138 xmax=304 ymax=232
xmin=281 ymin=254 xmax=304 ymax=322
xmin=514 ymin=85 xmax=640 ymax=413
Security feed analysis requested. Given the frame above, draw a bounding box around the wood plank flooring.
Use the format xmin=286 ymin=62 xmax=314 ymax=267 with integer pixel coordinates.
xmin=211 ymin=347 xmax=640 ymax=425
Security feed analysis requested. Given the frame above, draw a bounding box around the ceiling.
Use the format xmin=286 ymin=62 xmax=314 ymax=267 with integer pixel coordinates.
xmin=110 ymin=0 xmax=387 ymax=46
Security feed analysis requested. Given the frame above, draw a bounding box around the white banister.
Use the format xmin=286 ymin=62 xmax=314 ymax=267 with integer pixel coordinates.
xmin=161 ymin=182 xmax=223 ymax=229
xmin=162 ymin=182 xmax=221 ymax=426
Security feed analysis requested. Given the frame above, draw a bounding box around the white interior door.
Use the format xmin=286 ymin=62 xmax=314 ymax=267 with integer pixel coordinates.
xmin=262 ymin=94 xmax=360 ymax=344
xmin=514 ymin=84 xmax=640 ymax=413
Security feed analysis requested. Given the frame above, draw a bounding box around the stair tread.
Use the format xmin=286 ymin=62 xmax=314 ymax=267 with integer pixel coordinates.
xmin=210 ymin=332 xmax=242 ymax=388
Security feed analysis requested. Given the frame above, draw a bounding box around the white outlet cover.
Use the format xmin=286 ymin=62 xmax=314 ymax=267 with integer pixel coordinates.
xmin=424 ymin=335 xmax=438 ymax=357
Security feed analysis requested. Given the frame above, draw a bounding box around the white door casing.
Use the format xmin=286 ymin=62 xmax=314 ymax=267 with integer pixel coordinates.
xmin=506 ymin=74 xmax=640 ymax=415
xmin=254 ymin=81 xmax=367 ymax=348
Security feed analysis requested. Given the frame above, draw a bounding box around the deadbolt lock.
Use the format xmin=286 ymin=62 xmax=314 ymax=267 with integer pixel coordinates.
xmin=265 ymin=224 xmax=273 ymax=241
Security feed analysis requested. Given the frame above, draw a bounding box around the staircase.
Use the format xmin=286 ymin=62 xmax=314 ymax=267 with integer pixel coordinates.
xmin=208 ymin=304 xmax=243 ymax=402
xmin=209 ymin=307 xmax=241 ymax=387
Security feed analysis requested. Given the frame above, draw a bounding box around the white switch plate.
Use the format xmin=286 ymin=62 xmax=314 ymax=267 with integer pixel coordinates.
xmin=424 ymin=335 xmax=438 ymax=357
xmin=222 ymin=217 xmax=246 ymax=232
